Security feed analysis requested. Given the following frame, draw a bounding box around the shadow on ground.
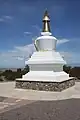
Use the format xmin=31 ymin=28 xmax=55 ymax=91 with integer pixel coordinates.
xmin=0 ymin=96 xmax=8 ymax=102
xmin=0 ymin=98 xmax=80 ymax=120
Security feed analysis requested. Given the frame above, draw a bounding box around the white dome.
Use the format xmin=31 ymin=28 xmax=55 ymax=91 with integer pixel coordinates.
xmin=35 ymin=34 xmax=57 ymax=51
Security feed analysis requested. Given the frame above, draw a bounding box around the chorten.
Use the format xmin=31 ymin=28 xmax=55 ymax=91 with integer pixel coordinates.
xmin=16 ymin=10 xmax=75 ymax=91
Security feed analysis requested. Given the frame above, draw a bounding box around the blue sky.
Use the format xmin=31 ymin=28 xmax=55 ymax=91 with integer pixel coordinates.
xmin=0 ymin=0 xmax=80 ymax=68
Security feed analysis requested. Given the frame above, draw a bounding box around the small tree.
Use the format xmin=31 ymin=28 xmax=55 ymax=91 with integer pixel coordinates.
xmin=22 ymin=65 xmax=29 ymax=75
xmin=17 ymin=68 xmax=21 ymax=73
xmin=63 ymin=65 xmax=71 ymax=74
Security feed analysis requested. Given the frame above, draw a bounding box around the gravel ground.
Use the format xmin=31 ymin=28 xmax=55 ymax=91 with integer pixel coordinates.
xmin=0 ymin=98 xmax=80 ymax=120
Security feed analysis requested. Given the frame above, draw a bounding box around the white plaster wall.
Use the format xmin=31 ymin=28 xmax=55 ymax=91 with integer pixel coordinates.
xmin=26 ymin=51 xmax=66 ymax=65
xmin=36 ymin=39 xmax=57 ymax=51
xmin=29 ymin=64 xmax=63 ymax=72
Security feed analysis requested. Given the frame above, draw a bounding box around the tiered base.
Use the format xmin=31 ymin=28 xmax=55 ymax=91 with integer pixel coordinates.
xmin=15 ymin=78 xmax=75 ymax=92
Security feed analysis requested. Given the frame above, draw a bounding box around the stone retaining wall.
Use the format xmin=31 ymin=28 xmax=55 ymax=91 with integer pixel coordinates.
xmin=15 ymin=78 xmax=75 ymax=92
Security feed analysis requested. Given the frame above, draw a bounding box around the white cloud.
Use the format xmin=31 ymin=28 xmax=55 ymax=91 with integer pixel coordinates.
xmin=0 ymin=15 xmax=13 ymax=22
xmin=0 ymin=43 xmax=36 ymax=68
xmin=24 ymin=25 xmax=41 ymax=37
xmin=3 ymin=15 xmax=13 ymax=20
xmin=15 ymin=44 xmax=35 ymax=53
xmin=57 ymin=39 xmax=69 ymax=45
xmin=24 ymin=32 xmax=32 ymax=35
xmin=68 ymin=52 xmax=80 ymax=64
xmin=60 ymin=51 xmax=72 ymax=62
xmin=16 ymin=57 xmax=24 ymax=61
xmin=0 ymin=18 xmax=4 ymax=22
xmin=32 ymin=25 xmax=42 ymax=33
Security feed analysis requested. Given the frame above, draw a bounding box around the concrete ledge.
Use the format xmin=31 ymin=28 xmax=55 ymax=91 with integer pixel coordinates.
xmin=15 ymin=78 xmax=75 ymax=92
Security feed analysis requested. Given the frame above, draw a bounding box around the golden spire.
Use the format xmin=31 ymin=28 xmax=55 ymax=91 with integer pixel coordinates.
xmin=42 ymin=10 xmax=51 ymax=32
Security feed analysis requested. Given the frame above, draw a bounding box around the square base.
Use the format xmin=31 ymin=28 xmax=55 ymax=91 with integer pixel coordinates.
xmin=15 ymin=78 xmax=75 ymax=92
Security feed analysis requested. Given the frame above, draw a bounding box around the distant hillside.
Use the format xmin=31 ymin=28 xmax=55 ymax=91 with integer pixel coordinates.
xmin=67 ymin=63 xmax=80 ymax=67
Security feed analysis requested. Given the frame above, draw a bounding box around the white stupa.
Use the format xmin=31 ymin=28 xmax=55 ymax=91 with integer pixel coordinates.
xmin=16 ymin=10 xmax=74 ymax=91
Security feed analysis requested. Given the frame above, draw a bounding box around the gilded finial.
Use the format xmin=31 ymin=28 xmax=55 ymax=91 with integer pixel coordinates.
xmin=42 ymin=10 xmax=51 ymax=32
